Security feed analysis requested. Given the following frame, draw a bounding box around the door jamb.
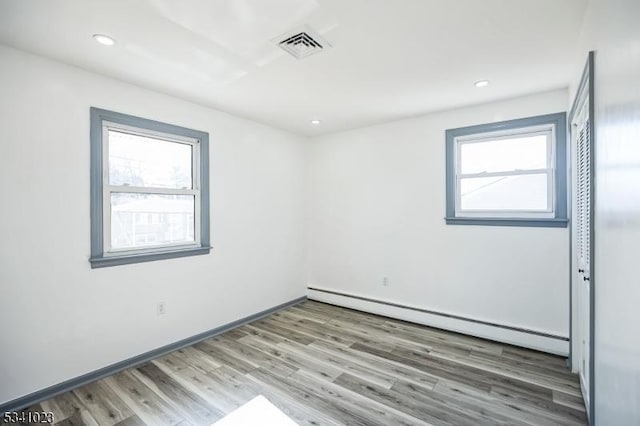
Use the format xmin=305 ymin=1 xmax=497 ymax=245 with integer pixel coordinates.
xmin=568 ymin=50 xmax=596 ymax=424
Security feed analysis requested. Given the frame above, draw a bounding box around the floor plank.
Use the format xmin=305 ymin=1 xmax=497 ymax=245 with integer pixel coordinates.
xmin=22 ymin=301 xmax=585 ymax=425
xmin=71 ymin=381 xmax=133 ymax=425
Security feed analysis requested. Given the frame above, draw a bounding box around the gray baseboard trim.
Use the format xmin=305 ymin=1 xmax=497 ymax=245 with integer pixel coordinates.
xmin=1 ymin=295 xmax=307 ymax=414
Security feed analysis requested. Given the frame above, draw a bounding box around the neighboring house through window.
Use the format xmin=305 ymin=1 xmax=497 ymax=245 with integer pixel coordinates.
xmin=445 ymin=113 xmax=568 ymax=227
xmin=89 ymin=108 xmax=210 ymax=268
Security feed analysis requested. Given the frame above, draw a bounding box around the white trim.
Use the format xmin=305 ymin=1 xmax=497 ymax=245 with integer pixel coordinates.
xmin=104 ymin=241 xmax=201 ymax=257
xmin=103 ymin=121 xmax=200 ymax=147
xmin=456 ymin=210 xmax=555 ymax=219
xmin=454 ymin=123 xmax=555 ymax=143
xmin=101 ymin=122 xmax=201 ymax=256
xmin=454 ymin=125 xmax=557 ymax=219
xmin=105 ymin=186 xmax=198 ymax=195
xmin=308 ymin=288 xmax=569 ymax=356
xmin=458 ymin=168 xmax=551 ymax=179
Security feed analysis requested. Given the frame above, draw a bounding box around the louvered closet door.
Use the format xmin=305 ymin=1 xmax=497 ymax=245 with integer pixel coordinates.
xmin=577 ymin=113 xmax=591 ymax=277
xmin=574 ymin=96 xmax=592 ymax=408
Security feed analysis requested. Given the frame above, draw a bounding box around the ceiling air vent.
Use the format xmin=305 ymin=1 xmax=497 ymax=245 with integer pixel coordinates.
xmin=277 ymin=26 xmax=330 ymax=59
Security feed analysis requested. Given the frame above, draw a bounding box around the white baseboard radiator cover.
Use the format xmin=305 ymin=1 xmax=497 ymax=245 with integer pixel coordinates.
xmin=307 ymin=287 xmax=569 ymax=356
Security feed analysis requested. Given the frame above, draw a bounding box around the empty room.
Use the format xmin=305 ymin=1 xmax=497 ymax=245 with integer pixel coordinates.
xmin=1 ymin=0 xmax=639 ymax=425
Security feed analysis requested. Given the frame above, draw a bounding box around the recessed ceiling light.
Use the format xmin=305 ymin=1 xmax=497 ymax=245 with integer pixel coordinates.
xmin=474 ymin=80 xmax=490 ymax=88
xmin=310 ymin=120 xmax=321 ymax=125
xmin=93 ymin=34 xmax=116 ymax=46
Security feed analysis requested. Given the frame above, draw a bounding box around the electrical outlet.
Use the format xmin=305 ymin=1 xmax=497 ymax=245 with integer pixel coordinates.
xmin=382 ymin=276 xmax=389 ymax=287
xmin=157 ymin=302 xmax=166 ymax=316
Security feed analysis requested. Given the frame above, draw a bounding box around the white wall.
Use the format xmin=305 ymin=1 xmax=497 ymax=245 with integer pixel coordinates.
xmin=308 ymin=90 xmax=570 ymax=342
xmin=571 ymin=0 xmax=640 ymax=424
xmin=0 ymin=41 xmax=578 ymax=407
xmin=0 ymin=46 xmax=308 ymax=405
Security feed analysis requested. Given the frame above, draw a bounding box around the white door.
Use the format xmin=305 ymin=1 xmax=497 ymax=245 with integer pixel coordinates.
xmin=573 ymin=94 xmax=592 ymax=411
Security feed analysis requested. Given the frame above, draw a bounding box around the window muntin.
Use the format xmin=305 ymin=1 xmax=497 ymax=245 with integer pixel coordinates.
xmin=102 ymin=121 xmax=201 ymax=256
xmin=454 ymin=125 xmax=556 ymax=219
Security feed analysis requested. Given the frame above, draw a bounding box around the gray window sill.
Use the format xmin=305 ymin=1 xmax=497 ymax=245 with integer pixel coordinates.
xmin=90 ymin=246 xmax=211 ymax=268
xmin=445 ymin=217 xmax=569 ymax=228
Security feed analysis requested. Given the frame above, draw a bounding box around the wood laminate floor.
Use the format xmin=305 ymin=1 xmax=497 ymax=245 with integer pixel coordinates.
xmin=17 ymin=301 xmax=586 ymax=426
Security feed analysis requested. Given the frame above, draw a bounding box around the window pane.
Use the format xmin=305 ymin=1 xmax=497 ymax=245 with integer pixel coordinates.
xmin=460 ymin=134 xmax=548 ymax=174
xmin=108 ymin=130 xmax=193 ymax=189
xmin=110 ymin=193 xmax=195 ymax=250
xmin=460 ymin=174 xmax=549 ymax=211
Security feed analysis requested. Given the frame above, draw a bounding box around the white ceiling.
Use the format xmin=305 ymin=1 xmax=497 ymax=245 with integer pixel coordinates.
xmin=0 ymin=0 xmax=587 ymax=136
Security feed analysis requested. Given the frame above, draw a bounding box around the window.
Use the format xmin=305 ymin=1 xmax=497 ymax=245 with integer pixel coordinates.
xmin=90 ymin=108 xmax=210 ymax=267
xmin=445 ymin=113 xmax=568 ymax=227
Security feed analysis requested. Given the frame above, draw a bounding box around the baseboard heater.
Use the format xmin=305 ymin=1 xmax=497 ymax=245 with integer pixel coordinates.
xmin=307 ymin=287 xmax=569 ymax=356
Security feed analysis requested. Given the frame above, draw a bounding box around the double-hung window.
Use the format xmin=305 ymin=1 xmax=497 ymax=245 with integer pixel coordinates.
xmin=90 ymin=108 xmax=210 ymax=267
xmin=445 ymin=113 xmax=568 ymax=227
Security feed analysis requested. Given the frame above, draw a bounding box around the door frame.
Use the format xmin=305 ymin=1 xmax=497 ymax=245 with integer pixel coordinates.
xmin=568 ymin=50 xmax=595 ymax=424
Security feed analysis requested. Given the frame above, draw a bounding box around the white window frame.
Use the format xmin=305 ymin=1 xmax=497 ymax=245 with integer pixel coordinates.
xmin=453 ymin=123 xmax=557 ymax=219
xmin=102 ymin=121 xmax=202 ymax=256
